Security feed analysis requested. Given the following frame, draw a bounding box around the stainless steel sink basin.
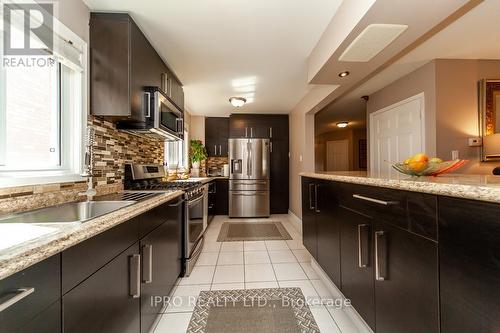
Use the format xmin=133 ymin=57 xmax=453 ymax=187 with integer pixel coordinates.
xmin=0 ymin=201 xmax=136 ymax=224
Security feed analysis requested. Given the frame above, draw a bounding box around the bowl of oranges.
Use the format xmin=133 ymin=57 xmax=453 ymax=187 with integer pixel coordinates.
xmin=391 ymin=153 xmax=468 ymax=177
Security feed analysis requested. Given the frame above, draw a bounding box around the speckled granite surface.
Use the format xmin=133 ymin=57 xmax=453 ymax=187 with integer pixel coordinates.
xmin=300 ymin=171 xmax=500 ymax=204
xmin=0 ymin=190 xmax=183 ymax=280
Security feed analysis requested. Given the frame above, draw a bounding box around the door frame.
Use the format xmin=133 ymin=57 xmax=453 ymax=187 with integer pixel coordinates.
xmin=369 ymin=92 xmax=425 ymax=172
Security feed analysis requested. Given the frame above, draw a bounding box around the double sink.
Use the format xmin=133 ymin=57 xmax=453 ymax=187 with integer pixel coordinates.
xmin=0 ymin=192 xmax=158 ymax=224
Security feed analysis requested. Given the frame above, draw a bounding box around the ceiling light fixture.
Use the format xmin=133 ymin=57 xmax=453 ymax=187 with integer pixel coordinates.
xmin=336 ymin=121 xmax=349 ymax=128
xmin=338 ymin=71 xmax=350 ymax=78
xmin=229 ymin=97 xmax=247 ymax=107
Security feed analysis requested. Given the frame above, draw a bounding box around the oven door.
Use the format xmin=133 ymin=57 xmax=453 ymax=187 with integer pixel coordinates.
xmin=186 ymin=194 xmax=205 ymax=255
xmin=153 ymin=90 xmax=183 ymax=140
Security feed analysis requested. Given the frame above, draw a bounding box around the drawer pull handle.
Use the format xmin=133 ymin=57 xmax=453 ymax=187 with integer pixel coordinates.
xmin=309 ymin=183 xmax=315 ymax=210
xmin=0 ymin=287 xmax=35 ymax=312
xmin=375 ymin=231 xmax=388 ymax=281
xmin=129 ymin=254 xmax=141 ymax=298
xmin=168 ymin=199 xmax=185 ymax=207
xmin=142 ymin=244 xmax=153 ymax=284
xmin=353 ymin=194 xmax=398 ymax=206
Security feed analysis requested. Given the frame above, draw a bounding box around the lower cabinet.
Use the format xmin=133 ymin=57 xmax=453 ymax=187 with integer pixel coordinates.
xmin=301 ymin=177 xmax=318 ymax=259
xmin=140 ymin=198 xmax=183 ymax=332
xmin=63 ymin=243 xmax=141 ymax=333
xmin=373 ymin=220 xmax=439 ymax=333
xmin=215 ymin=179 xmax=229 ymax=215
xmin=439 ymin=197 xmax=500 ymax=333
xmin=339 ymin=206 xmax=375 ymax=330
xmin=315 ymin=181 xmax=341 ymax=287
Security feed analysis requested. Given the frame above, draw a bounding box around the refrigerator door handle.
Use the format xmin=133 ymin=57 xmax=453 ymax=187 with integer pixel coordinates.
xmin=247 ymin=141 xmax=252 ymax=176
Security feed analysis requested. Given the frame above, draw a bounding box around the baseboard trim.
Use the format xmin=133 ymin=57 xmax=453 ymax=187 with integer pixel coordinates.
xmin=311 ymin=258 xmax=374 ymax=333
xmin=287 ymin=210 xmax=302 ymax=234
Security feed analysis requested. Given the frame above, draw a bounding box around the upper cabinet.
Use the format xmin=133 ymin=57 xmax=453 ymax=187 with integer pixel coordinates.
xmin=205 ymin=117 xmax=229 ymax=157
xmin=161 ymin=71 xmax=185 ymax=112
xmin=89 ymin=13 xmax=184 ymax=121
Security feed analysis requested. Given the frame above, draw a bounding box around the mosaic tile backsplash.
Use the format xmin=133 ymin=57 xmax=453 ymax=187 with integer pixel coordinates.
xmin=0 ymin=116 xmax=164 ymax=215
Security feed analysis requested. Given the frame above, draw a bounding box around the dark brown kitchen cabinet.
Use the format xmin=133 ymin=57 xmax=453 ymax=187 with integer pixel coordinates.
xmin=205 ymin=117 xmax=229 ymax=157
xmin=339 ymin=205 xmax=375 ymax=330
xmin=0 ymin=255 xmax=61 ymax=333
xmin=439 ymin=197 xmax=500 ymax=333
xmin=90 ymin=13 xmax=182 ymax=120
xmin=162 ymin=70 xmax=184 ymax=111
xmin=215 ymin=178 xmax=229 ymax=215
xmin=140 ymin=197 xmax=183 ymax=332
xmin=373 ymin=220 xmax=439 ymax=333
xmin=315 ymin=181 xmax=341 ymax=287
xmin=301 ymin=177 xmax=318 ymax=259
xmin=63 ymin=243 xmax=141 ymax=333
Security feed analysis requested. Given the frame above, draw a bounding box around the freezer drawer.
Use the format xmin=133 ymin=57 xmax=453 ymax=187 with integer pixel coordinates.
xmin=229 ymin=191 xmax=270 ymax=218
xmin=229 ymin=179 xmax=269 ymax=191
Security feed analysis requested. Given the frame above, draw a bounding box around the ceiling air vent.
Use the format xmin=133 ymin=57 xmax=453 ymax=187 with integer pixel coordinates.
xmin=339 ymin=24 xmax=408 ymax=62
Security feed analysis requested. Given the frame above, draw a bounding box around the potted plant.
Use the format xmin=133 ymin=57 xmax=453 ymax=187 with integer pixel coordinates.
xmin=190 ymin=140 xmax=208 ymax=169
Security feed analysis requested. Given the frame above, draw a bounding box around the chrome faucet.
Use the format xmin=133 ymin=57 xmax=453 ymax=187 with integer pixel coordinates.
xmin=80 ymin=126 xmax=97 ymax=201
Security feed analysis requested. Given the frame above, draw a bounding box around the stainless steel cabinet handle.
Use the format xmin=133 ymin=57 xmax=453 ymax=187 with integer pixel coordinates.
xmin=309 ymin=183 xmax=315 ymax=210
xmin=250 ymin=127 xmax=254 ymax=137
xmin=142 ymin=244 xmax=153 ymax=284
xmin=353 ymin=194 xmax=399 ymax=206
xmin=0 ymin=287 xmax=35 ymax=312
xmin=143 ymin=92 xmax=151 ymax=118
xmin=214 ymin=145 xmax=217 ymax=155
xmin=375 ymin=231 xmax=387 ymax=281
xmin=269 ymin=127 xmax=273 ymax=138
xmin=358 ymin=224 xmax=370 ymax=268
xmin=245 ymin=127 xmax=248 ymax=138
xmin=219 ymin=145 xmax=222 ymax=155
xmin=315 ymin=185 xmax=321 ymax=213
xmin=176 ymin=118 xmax=184 ymax=135
xmin=129 ymin=254 xmax=141 ymax=298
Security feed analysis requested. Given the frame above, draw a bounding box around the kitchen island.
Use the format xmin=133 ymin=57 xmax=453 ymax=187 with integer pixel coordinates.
xmin=300 ymin=171 xmax=500 ymax=333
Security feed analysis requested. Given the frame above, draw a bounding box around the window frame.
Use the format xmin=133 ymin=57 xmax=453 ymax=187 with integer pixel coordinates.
xmin=0 ymin=13 xmax=88 ymax=187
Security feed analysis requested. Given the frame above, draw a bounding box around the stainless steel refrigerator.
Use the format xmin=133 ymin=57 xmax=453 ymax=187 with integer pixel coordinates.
xmin=229 ymin=138 xmax=270 ymax=217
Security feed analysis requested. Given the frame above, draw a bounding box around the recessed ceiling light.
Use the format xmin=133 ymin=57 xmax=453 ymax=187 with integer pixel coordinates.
xmin=338 ymin=71 xmax=350 ymax=78
xmin=229 ymin=97 xmax=247 ymax=107
xmin=336 ymin=121 xmax=349 ymax=128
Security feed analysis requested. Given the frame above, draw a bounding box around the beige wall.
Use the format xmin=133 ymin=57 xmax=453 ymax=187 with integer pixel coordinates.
xmin=367 ymin=61 xmax=437 ymax=158
xmin=190 ymin=115 xmax=206 ymax=144
xmin=367 ymin=59 xmax=500 ymax=174
xmin=435 ymin=59 xmax=500 ymax=173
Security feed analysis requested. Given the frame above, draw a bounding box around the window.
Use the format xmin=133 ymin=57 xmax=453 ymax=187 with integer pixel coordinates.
xmin=0 ymin=2 xmax=87 ymax=186
xmin=165 ymin=130 xmax=189 ymax=169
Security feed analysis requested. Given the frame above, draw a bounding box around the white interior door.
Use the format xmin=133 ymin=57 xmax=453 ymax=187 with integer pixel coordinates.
xmin=326 ymin=140 xmax=349 ymax=171
xmin=370 ymin=93 xmax=425 ymax=176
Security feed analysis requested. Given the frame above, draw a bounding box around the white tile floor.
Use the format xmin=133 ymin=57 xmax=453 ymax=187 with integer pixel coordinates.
xmin=153 ymin=214 xmax=367 ymax=333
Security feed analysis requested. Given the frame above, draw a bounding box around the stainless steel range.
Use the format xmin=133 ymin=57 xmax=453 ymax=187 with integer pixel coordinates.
xmin=125 ymin=164 xmax=207 ymax=276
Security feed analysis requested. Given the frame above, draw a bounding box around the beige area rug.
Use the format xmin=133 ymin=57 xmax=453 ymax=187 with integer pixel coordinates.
xmin=187 ymin=288 xmax=319 ymax=333
xmin=217 ymin=222 xmax=292 ymax=242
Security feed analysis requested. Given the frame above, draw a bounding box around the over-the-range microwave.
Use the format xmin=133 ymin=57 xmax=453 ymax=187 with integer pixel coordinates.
xmin=119 ymin=87 xmax=184 ymax=141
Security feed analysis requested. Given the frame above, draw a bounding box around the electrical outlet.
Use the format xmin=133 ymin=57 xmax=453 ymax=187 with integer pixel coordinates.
xmin=452 ymin=150 xmax=459 ymax=160
xmin=468 ymin=137 xmax=482 ymax=147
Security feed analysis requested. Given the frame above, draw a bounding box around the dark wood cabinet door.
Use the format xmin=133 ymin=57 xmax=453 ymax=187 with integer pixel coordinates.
xmin=439 ymin=197 xmax=500 ymax=333
xmin=315 ymin=181 xmax=341 ymax=286
xmin=0 ymin=255 xmax=60 ymax=332
xmin=205 ymin=117 xmax=229 ymax=157
xmin=339 ymin=206 xmax=375 ymax=330
xmin=301 ymin=177 xmax=317 ymax=259
xmin=89 ymin=13 xmax=131 ymax=118
xmin=269 ymin=115 xmax=289 ymax=214
xmin=140 ymin=199 xmax=182 ymax=332
xmin=215 ymin=179 xmax=229 ymax=215
xmin=374 ymin=220 xmax=439 ymax=333
xmin=63 ymin=243 xmax=141 ymax=333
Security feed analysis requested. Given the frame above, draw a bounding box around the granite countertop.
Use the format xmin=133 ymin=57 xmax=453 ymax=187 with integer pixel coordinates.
xmin=300 ymin=171 xmax=500 ymax=204
xmin=0 ymin=190 xmax=183 ymax=280
xmin=188 ymin=176 xmax=229 ymax=184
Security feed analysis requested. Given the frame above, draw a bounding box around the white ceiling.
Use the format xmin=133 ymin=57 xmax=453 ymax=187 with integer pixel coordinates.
xmin=83 ymin=0 xmax=343 ymax=116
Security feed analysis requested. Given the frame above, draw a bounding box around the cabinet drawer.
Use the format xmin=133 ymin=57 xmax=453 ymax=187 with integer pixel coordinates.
xmin=140 ymin=202 xmax=171 ymax=238
xmin=339 ymin=182 xmax=437 ymax=240
xmin=0 ymin=255 xmax=60 ymax=332
xmin=62 ymin=217 xmax=139 ymax=294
